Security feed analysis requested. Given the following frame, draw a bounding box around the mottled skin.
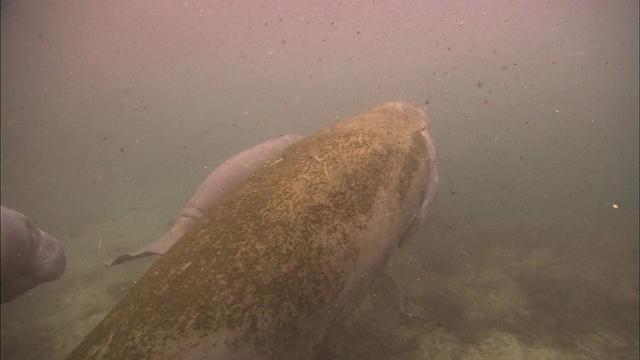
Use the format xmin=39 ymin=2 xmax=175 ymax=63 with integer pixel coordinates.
xmin=67 ymin=101 xmax=439 ymax=359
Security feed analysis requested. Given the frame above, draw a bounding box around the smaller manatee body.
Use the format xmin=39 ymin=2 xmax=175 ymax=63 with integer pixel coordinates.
xmin=105 ymin=133 xmax=303 ymax=266
xmin=67 ymin=101 xmax=439 ymax=359
xmin=1 ymin=206 xmax=67 ymax=303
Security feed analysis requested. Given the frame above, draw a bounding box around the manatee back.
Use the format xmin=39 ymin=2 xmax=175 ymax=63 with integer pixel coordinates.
xmin=67 ymin=101 xmax=437 ymax=360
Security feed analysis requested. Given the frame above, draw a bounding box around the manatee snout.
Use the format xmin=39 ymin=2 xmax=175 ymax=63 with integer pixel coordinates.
xmin=29 ymin=229 xmax=66 ymax=282
xmin=1 ymin=206 xmax=66 ymax=303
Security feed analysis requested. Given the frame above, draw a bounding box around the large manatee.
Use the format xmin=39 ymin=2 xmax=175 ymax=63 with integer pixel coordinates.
xmin=105 ymin=134 xmax=304 ymax=267
xmin=67 ymin=101 xmax=439 ymax=359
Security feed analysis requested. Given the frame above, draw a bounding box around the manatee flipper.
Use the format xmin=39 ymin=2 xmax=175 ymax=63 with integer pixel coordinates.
xmin=105 ymin=134 xmax=304 ymax=267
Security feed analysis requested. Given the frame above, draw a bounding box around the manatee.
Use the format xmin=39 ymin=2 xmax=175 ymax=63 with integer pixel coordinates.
xmin=67 ymin=101 xmax=439 ymax=359
xmin=105 ymin=134 xmax=303 ymax=267
xmin=1 ymin=206 xmax=67 ymax=303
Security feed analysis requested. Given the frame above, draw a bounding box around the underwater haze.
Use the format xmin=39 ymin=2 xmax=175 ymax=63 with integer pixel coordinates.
xmin=1 ymin=1 xmax=638 ymax=359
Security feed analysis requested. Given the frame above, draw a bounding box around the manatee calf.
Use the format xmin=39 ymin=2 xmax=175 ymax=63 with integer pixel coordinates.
xmin=67 ymin=101 xmax=439 ymax=359
xmin=106 ymin=134 xmax=303 ymax=267
xmin=1 ymin=206 xmax=66 ymax=303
